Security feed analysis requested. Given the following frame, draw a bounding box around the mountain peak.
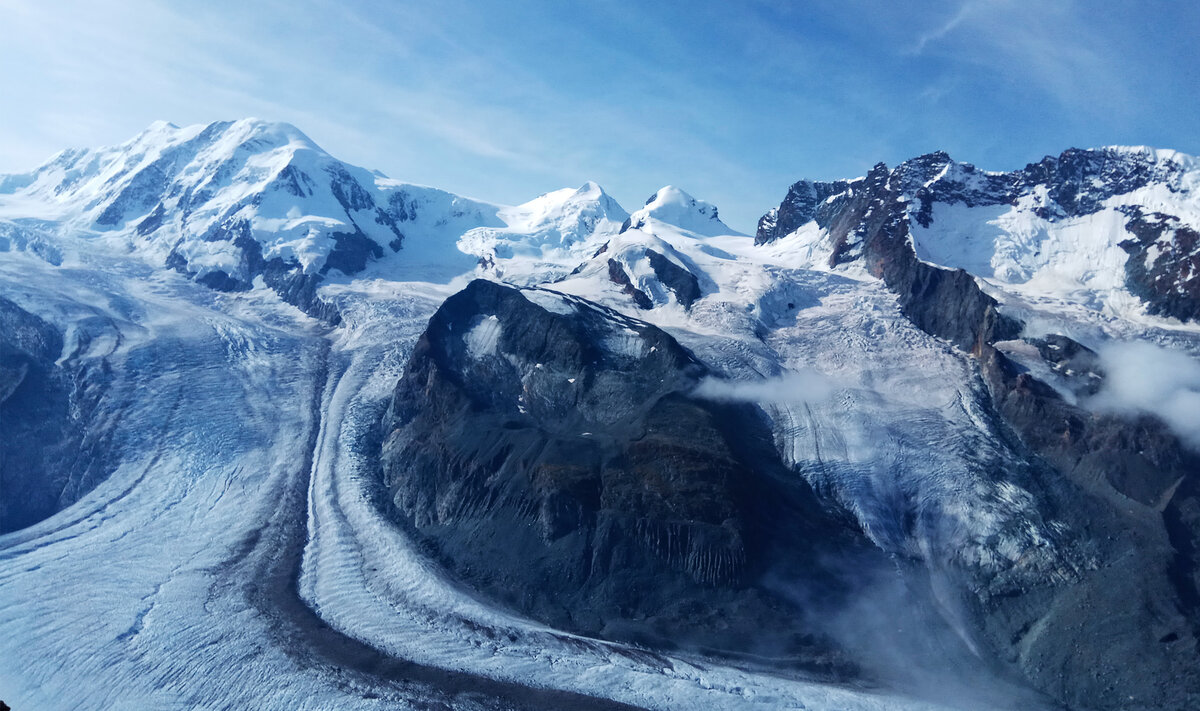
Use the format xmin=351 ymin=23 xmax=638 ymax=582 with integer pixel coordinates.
xmin=116 ymin=118 xmax=322 ymax=158
xmin=510 ymin=181 xmax=625 ymax=223
xmin=193 ymin=118 xmax=323 ymax=156
xmin=627 ymin=185 xmax=734 ymax=236
xmin=484 ymin=181 xmax=627 ymax=255
xmin=141 ymin=119 xmax=180 ymax=133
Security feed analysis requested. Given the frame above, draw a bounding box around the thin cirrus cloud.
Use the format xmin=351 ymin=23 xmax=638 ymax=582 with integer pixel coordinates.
xmin=905 ymin=0 xmax=1132 ymax=115
xmin=0 ymin=0 xmax=1197 ymax=231
xmin=909 ymin=0 xmax=981 ymax=55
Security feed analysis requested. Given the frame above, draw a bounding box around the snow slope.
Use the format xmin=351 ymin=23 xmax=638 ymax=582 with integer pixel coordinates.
xmin=1 ymin=119 xmax=412 ymax=279
xmin=457 ymin=180 xmax=629 ymax=285
xmin=0 ymin=119 xmax=638 ymax=295
xmin=628 ymin=185 xmax=734 ymax=237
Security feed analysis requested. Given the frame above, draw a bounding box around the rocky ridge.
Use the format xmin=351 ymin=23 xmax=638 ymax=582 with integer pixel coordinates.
xmin=757 ymin=151 xmax=1200 ymax=709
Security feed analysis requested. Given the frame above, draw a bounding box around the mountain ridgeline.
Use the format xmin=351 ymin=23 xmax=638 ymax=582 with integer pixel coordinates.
xmin=757 ymin=147 xmax=1200 ymax=322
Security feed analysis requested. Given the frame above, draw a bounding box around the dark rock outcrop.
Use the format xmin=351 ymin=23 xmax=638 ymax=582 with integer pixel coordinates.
xmin=0 ymin=297 xmax=111 ymax=533
xmin=755 ymin=179 xmax=854 ymax=246
xmin=380 ymin=279 xmax=884 ymax=673
xmin=644 ymin=249 xmax=701 ymax=308
xmin=971 ymin=339 xmax=1200 ymax=710
xmin=770 ymin=160 xmax=1023 ymax=352
xmin=163 ymin=217 xmax=343 ymax=324
xmin=1120 ymin=207 xmax=1200 ymax=322
xmin=605 ymin=259 xmax=652 ymax=310
xmin=321 ymin=230 xmax=385 ymax=278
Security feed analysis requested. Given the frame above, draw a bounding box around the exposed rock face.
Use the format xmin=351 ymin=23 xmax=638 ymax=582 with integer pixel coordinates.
xmin=380 ymin=279 xmax=883 ymax=672
xmin=754 ymin=179 xmax=853 ymax=246
xmin=758 ymin=156 xmax=1200 ymax=710
xmin=761 ymin=160 xmax=1022 ymax=352
xmin=758 ymin=147 xmax=1200 ymax=325
xmin=0 ymin=297 xmax=109 ymax=533
xmin=971 ymin=339 xmax=1200 ymax=710
xmin=644 ymin=248 xmax=701 ymax=308
xmin=605 ymin=258 xmax=652 ymax=309
xmin=1120 ymin=207 xmax=1200 ymax=322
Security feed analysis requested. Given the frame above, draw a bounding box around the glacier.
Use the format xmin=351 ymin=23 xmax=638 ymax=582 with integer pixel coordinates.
xmin=2 ymin=120 xmax=1199 ymax=710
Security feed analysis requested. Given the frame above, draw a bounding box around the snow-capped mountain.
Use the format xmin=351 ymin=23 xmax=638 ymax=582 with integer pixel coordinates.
xmin=2 ymin=121 xmax=1199 ymax=711
xmin=0 ymin=119 xmax=622 ymax=321
xmin=13 ymin=120 xmax=405 ymax=278
xmin=457 ymin=180 xmax=629 ymax=285
xmin=758 ymin=146 xmax=1200 ymax=323
xmin=625 ymin=184 xmax=733 ymax=237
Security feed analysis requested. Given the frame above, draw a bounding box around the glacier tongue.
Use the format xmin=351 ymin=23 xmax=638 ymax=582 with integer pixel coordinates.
xmin=0 ymin=224 xmax=964 ymax=711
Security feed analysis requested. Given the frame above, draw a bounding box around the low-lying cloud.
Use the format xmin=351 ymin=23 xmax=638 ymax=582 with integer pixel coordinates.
xmin=692 ymin=369 xmax=838 ymax=404
xmin=1091 ymin=341 xmax=1200 ymax=450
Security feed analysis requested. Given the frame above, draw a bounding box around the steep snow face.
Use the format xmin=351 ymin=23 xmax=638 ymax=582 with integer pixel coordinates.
xmin=627 ymin=185 xmax=735 ymax=237
xmin=358 ymin=180 xmax=503 ymax=282
xmin=910 ymin=199 xmax=1132 ymax=297
xmin=907 ymin=154 xmax=1200 ymax=320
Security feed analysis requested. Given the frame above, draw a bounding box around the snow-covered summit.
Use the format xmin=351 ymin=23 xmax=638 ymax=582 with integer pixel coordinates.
xmin=0 ymin=119 xmax=517 ymax=319
xmin=626 ymin=185 xmax=735 ymax=237
xmin=16 ymin=118 xmax=326 ymax=214
xmin=0 ymin=121 xmax=750 ymax=315
xmin=498 ymin=180 xmax=628 ymax=245
xmin=457 ymin=181 xmax=630 ymax=285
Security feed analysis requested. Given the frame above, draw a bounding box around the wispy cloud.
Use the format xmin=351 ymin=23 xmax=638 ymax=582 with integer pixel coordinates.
xmin=693 ymin=370 xmax=839 ymax=405
xmin=900 ymin=0 xmax=1133 ymax=116
xmin=1091 ymin=341 xmax=1200 ymax=450
xmin=909 ymin=0 xmax=983 ymax=55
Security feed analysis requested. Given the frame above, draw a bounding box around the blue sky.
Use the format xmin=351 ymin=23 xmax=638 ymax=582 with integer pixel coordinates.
xmin=2 ymin=0 xmax=1197 ymax=231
